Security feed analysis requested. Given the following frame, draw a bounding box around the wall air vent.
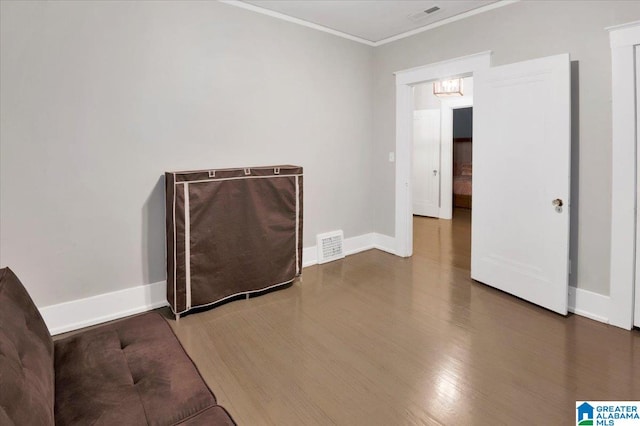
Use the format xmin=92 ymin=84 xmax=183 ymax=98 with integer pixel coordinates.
xmin=317 ymin=230 xmax=345 ymax=264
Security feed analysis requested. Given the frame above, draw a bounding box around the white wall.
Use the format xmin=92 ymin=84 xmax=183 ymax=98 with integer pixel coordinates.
xmin=3 ymin=0 xmax=640 ymax=311
xmin=371 ymin=1 xmax=640 ymax=296
xmin=0 ymin=1 xmax=373 ymax=307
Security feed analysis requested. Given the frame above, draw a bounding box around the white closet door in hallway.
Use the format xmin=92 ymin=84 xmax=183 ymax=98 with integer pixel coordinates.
xmin=412 ymin=109 xmax=441 ymax=218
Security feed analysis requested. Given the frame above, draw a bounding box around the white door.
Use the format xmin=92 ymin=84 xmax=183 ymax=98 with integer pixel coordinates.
xmin=412 ymin=109 xmax=441 ymax=217
xmin=471 ymin=54 xmax=571 ymax=315
xmin=635 ymin=46 xmax=640 ymax=328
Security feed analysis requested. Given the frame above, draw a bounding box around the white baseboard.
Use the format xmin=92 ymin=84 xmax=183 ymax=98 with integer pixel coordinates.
xmin=39 ymin=281 xmax=168 ymax=336
xmin=42 ymin=232 xmax=389 ymax=335
xmin=302 ymin=245 xmax=318 ymax=268
xmin=343 ymin=233 xmax=375 ymax=256
xmin=568 ymin=286 xmax=610 ymax=324
xmin=40 ymin=237 xmax=609 ymax=335
xmin=302 ymin=232 xmax=397 ymax=267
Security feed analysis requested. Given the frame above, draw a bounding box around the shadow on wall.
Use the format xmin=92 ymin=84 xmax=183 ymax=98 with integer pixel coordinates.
xmin=569 ymin=60 xmax=580 ymax=288
xmin=142 ymin=175 xmax=166 ymax=285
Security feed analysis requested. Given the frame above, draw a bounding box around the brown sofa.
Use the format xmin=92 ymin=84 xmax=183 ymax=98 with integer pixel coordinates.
xmin=0 ymin=267 xmax=236 ymax=425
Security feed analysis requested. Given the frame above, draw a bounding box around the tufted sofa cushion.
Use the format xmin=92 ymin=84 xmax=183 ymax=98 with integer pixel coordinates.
xmin=1 ymin=266 xmax=235 ymax=426
xmin=0 ymin=267 xmax=55 ymax=425
xmin=54 ymin=312 xmax=231 ymax=425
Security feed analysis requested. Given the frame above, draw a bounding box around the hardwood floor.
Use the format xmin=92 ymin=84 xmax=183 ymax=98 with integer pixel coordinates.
xmin=164 ymin=210 xmax=639 ymax=425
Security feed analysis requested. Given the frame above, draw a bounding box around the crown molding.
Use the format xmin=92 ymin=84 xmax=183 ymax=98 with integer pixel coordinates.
xmin=376 ymin=1 xmax=519 ymax=46
xmin=219 ymin=0 xmax=376 ymax=46
xmin=221 ymin=0 xmax=520 ymax=47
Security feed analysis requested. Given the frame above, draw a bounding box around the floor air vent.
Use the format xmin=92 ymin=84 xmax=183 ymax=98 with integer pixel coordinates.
xmin=317 ymin=230 xmax=345 ymax=264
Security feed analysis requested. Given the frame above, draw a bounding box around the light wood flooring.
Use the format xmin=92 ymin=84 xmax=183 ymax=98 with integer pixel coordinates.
xmin=164 ymin=209 xmax=639 ymax=425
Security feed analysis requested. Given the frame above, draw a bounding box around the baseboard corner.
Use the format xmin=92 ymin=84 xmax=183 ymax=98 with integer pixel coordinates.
xmin=372 ymin=233 xmax=397 ymax=255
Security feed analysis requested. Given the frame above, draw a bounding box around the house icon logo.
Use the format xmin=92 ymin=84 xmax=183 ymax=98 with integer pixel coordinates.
xmin=577 ymin=402 xmax=594 ymax=425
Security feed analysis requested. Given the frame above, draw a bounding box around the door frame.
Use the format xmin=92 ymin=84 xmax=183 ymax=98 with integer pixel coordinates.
xmin=608 ymin=21 xmax=640 ymax=330
xmin=394 ymin=51 xmax=491 ymax=256
xmin=636 ymin=46 xmax=640 ymax=328
xmin=439 ymin=97 xmax=474 ymax=220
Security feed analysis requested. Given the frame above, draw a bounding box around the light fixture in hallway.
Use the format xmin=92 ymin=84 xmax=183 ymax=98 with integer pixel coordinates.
xmin=433 ymin=78 xmax=463 ymax=97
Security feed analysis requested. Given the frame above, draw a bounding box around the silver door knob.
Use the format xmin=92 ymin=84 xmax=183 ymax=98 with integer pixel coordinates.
xmin=552 ymin=198 xmax=563 ymax=207
xmin=433 ymin=170 xmax=438 ymax=176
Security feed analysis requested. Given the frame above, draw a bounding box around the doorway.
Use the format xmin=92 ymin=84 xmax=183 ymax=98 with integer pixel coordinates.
xmin=411 ymin=78 xmax=474 ymax=221
xmin=396 ymin=52 xmax=572 ymax=317
xmin=411 ymin=78 xmax=474 ymax=266
xmin=393 ymin=51 xmax=490 ymax=257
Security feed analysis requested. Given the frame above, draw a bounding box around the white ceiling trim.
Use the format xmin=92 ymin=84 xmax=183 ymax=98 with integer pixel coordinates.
xmin=221 ymin=0 xmax=519 ymax=47
xmin=220 ymin=0 xmax=376 ymax=46
xmin=376 ymin=1 xmax=519 ymax=46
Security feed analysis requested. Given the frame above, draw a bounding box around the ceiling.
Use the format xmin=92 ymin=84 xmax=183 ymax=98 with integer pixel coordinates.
xmin=238 ymin=0 xmax=502 ymax=44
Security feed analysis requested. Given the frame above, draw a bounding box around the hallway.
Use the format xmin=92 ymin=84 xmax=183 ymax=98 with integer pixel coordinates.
xmin=413 ymin=208 xmax=471 ymax=271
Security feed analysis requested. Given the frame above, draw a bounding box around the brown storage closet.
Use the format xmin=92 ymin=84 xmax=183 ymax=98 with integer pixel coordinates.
xmin=166 ymin=165 xmax=303 ymax=318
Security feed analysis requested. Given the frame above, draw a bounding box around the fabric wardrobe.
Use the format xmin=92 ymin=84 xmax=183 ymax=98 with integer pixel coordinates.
xmin=166 ymin=165 xmax=303 ymax=317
